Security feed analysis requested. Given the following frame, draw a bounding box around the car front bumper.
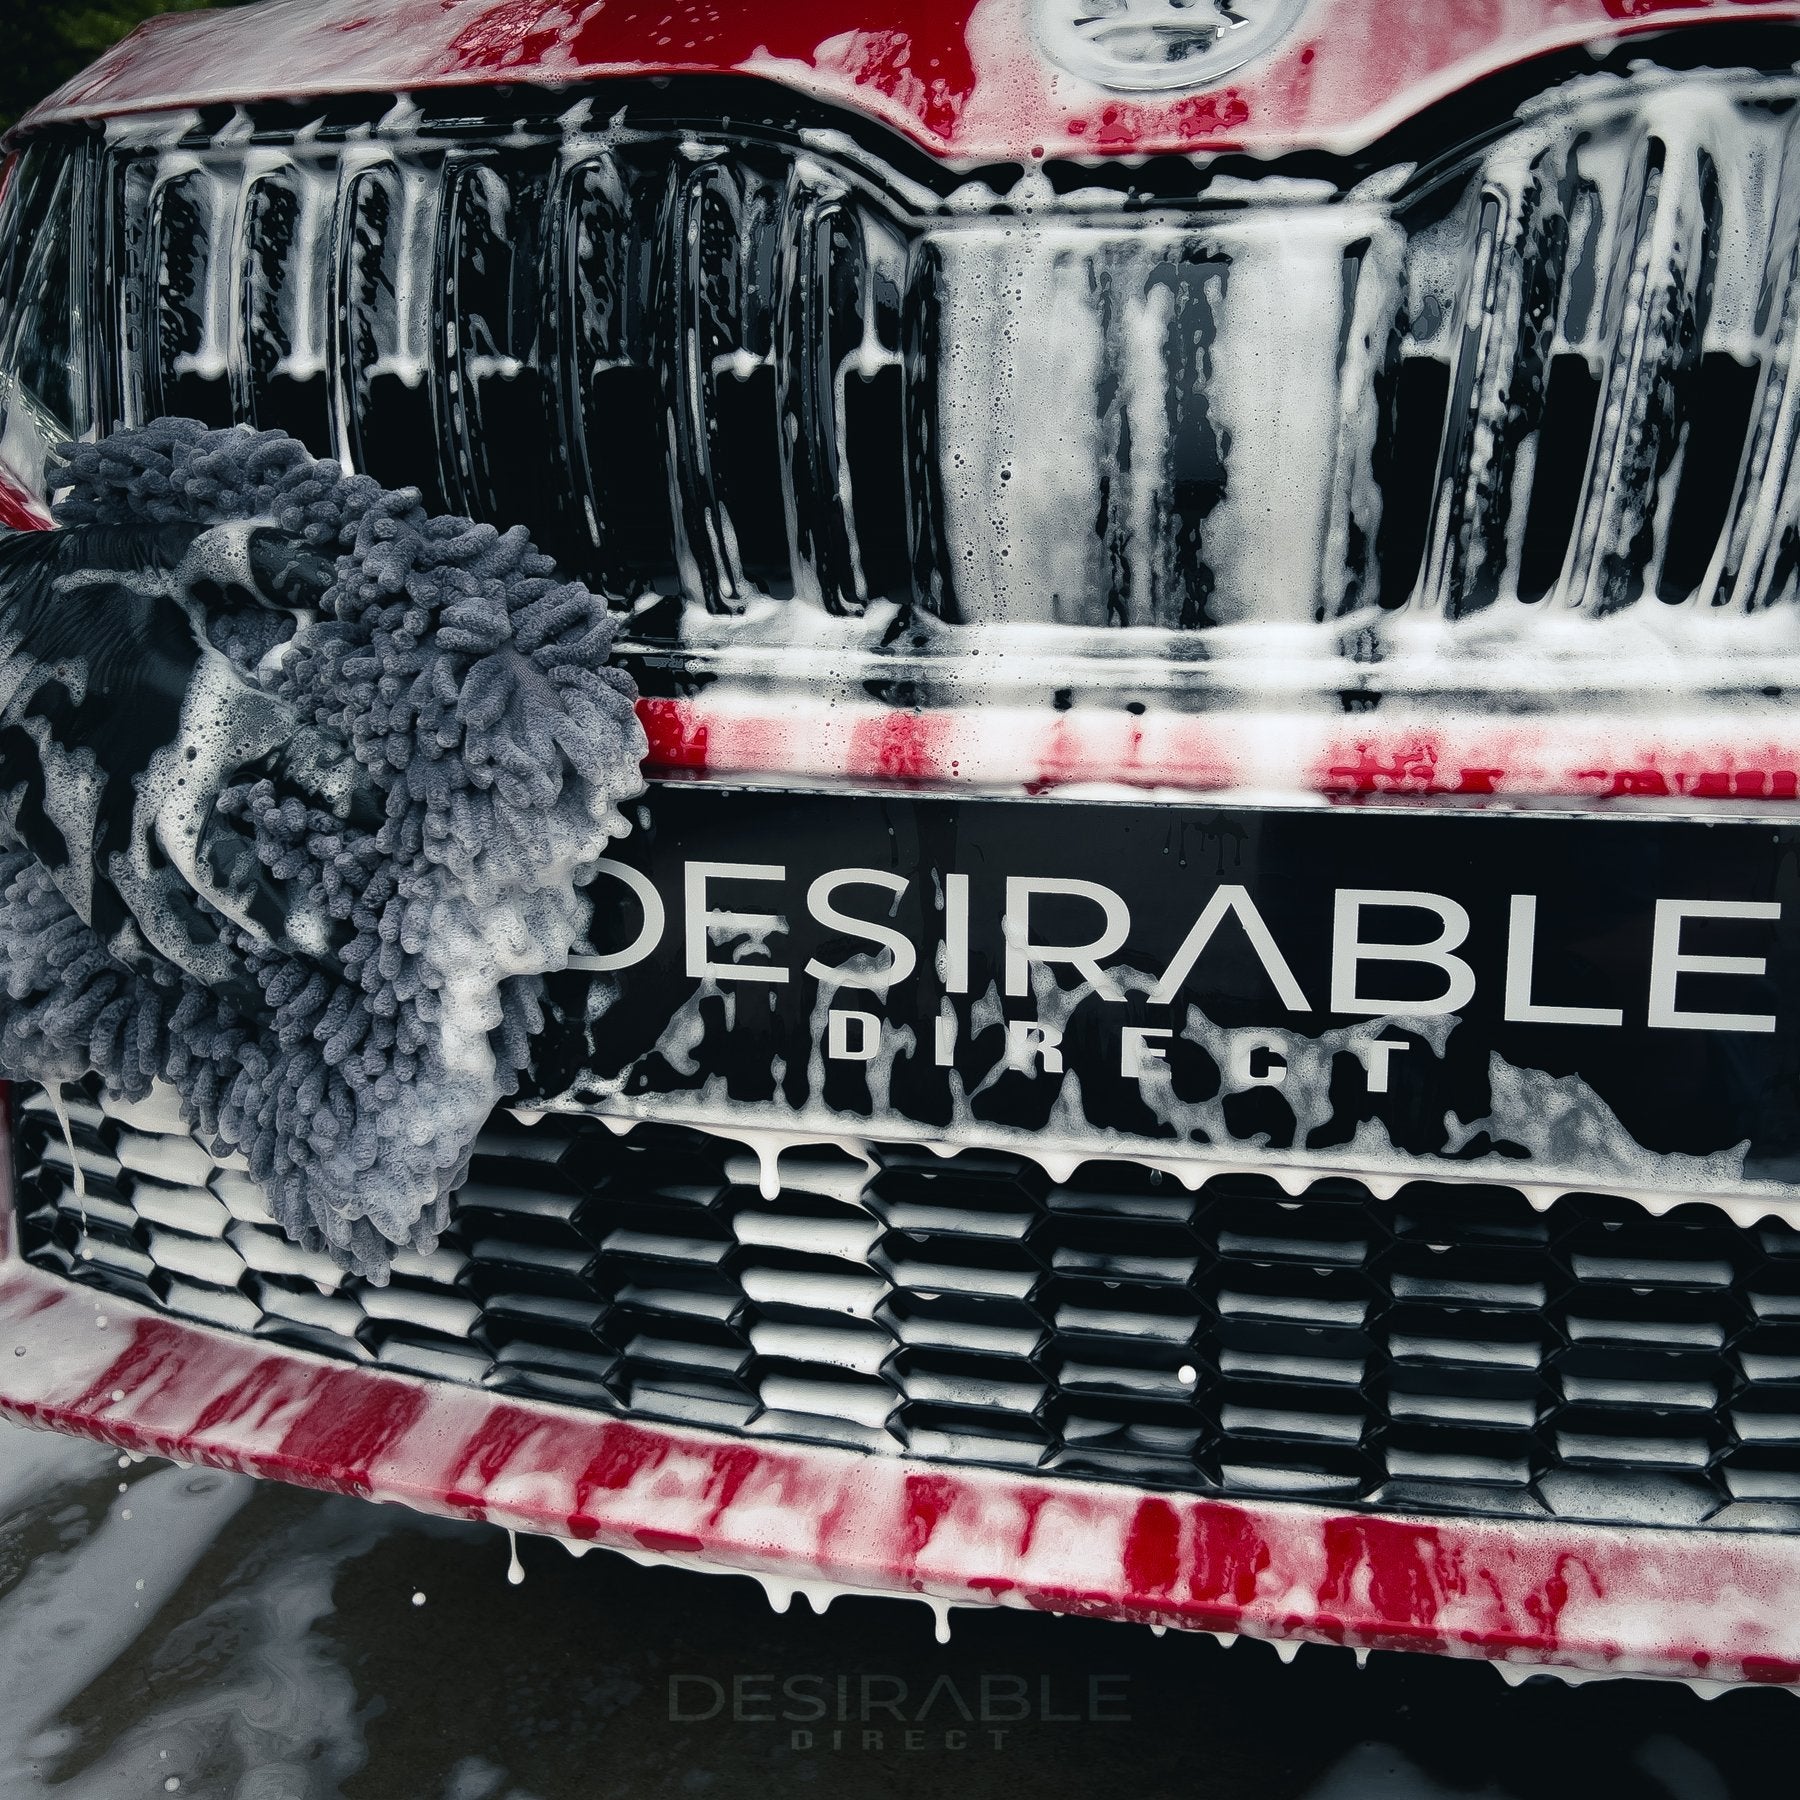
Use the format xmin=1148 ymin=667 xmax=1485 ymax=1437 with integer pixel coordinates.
xmin=5 ymin=1181 xmax=1800 ymax=1693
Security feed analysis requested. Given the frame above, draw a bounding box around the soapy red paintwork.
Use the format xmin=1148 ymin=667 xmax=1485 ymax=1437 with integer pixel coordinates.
xmin=17 ymin=0 xmax=1800 ymax=163
xmin=634 ymin=693 xmax=1800 ymax=804
xmin=6 ymin=1242 xmax=1800 ymax=1683
xmin=0 ymin=476 xmax=51 ymax=531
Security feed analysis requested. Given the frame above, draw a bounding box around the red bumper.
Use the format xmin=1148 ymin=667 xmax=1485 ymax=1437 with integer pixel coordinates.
xmin=5 ymin=1210 xmax=1800 ymax=1690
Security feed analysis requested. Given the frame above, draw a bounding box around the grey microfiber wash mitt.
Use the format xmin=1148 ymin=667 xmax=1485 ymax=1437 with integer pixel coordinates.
xmin=0 ymin=419 xmax=646 ymax=1281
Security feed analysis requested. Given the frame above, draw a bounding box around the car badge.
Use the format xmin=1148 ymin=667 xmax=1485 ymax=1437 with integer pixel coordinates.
xmin=1034 ymin=0 xmax=1309 ymax=93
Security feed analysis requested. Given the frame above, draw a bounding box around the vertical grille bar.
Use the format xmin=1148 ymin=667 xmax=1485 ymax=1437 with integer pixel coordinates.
xmin=1706 ymin=114 xmax=1800 ymax=612
xmin=0 ymin=144 xmax=84 ymax=486
xmin=111 ymin=155 xmax=157 ymax=430
xmin=1564 ymin=127 xmax=1721 ymax=614
xmin=841 ymin=210 xmax=908 ymax=610
xmin=239 ymin=161 xmax=335 ymax=456
xmin=664 ymin=159 xmax=751 ymax=612
xmin=440 ymin=155 xmax=505 ymax=520
xmin=146 ymin=163 xmax=238 ymax=428
xmin=1419 ymin=153 xmax=1570 ymax=617
xmin=776 ymin=173 xmax=864 ymax=615
xmin=333 ymin=154 xmax=449 ymax=509
xmin=1191 ymin=220 xmax=1362 ymax=628
xmin=562 ymin=152 xmax=677 ymax=603
xmin=1139 ymin=243 xmax=1225 ymax=630
xmin=440 ymin=152 xmax=570 ymax=557
xmin=901 ymin=236 xmax=958 ymax=622
xmin=918 ymin=225 xmax=1112 ymax=628
xmin=1318 ymin=220 xmax=1405 ymax=616
xmin=1512 ymin=156 xmax=1608 ymax=607
xmin=1087 ymin=245 xmax=1137 ymax=628
xmin=66 ymin=137 xmax=102 ymax=445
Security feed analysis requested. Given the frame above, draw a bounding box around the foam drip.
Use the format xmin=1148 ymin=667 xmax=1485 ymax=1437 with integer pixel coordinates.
xmin=555 ymin=1532 xmax=960 ymax=1642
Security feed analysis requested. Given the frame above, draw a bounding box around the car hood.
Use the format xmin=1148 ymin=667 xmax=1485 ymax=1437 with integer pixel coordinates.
xmin=17 ymin=0 xmax=1800 ymax=163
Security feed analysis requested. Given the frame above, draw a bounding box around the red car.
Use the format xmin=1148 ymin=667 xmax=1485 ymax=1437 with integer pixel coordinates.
xmin=3 ymin=0 xmax=1800 ymax=1690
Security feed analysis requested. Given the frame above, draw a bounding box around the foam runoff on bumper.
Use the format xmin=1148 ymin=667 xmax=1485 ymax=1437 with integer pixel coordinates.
xmin=0 ymin=419 xmax=646 ymax=1281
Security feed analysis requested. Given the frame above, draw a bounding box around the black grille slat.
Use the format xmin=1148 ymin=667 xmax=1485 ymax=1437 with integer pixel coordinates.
xmin=22 ymin=1077 xmax=1800 ymax=1532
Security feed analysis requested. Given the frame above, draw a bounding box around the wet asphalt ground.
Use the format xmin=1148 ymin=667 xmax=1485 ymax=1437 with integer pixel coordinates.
xmin=0 ymin=1417 xmax=1792 ymax=1800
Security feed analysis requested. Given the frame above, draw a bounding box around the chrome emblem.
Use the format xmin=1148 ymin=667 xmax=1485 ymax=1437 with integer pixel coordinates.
xmin=1035 ymin=0 xmax=1309 ymax=93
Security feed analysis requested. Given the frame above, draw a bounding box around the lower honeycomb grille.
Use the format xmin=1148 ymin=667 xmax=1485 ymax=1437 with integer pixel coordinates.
xmin=13 ymin=1078 xmax=1800 ymax=1531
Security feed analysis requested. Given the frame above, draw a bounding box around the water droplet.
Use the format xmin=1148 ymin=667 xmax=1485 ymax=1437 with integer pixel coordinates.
xmin=1178 ymin=1364 xmax=1197 ymax=1384
xmin=411 ymin=1592 xmax=427 ymax=1607
xmin=111 ymin=1390 xmax=125 ymax=1403
xmin=11 ymin=1346 xmax=23 ymax=1357
xmin=505 ymin=1529 xmax=525 ymax=1587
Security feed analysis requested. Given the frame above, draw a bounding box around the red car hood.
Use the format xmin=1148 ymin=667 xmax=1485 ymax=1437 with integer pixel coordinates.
xmin=18 ymin=0 xmax=1800 ymax=162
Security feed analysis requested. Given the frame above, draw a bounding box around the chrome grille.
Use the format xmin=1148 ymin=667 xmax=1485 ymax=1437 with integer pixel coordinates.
xmin=4 ymin=64 xmax=1799 ymax=643
xmin=14 ymin=1078 xmax=1800 ymax=1532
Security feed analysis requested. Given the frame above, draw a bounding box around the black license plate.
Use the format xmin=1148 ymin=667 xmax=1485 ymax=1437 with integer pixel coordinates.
xmin=520 ymin=788 xmax=1800 ymax=1201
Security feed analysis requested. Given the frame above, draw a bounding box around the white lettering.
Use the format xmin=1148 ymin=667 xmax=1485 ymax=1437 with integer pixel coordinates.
xmin=827 ymin=1009 xmax=880 ymax=1061
xmin=1330 ymin=890 xmax=1476 ymax=1017
xmin=1121 ymin=1026 xmax=1172 ymax=1078
xmin=1503 ymin=894 xmax=1623 ymax=1027
xmin=1150 ymin=886 xmax=1310 ymax=1012
xmin=683 ymin=861 xmax=788 ymax=984
xmin=1647 ymin=899 xmax=1780 ymax=1033
xmin=1005 ymin=878 xmax=1131 ymax=1001
xmin=566 ymin=859 xmax=665 ymax=972
xmin=944 ymin=873 xmax=970 ymax=996
xmin=1227 ymin=1039 xmax=1288 ymax=1087
xmin=804 ymin=869 xmax=916 ymax=989
xmin=1358 ymin=1037 xmax=1410 ymax=1094
xmin=1005 ymin=1019 xmax=1064 ymax=1074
